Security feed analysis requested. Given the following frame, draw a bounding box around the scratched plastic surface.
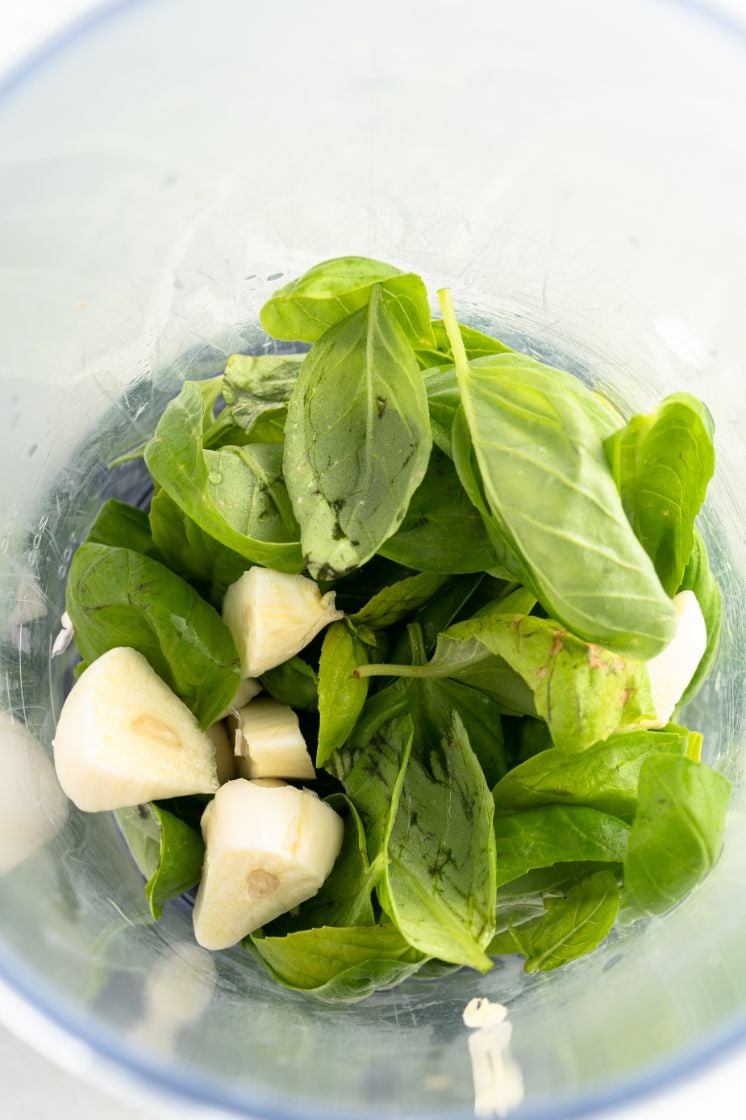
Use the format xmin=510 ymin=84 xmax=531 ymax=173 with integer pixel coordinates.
xmin=0 ymin=1 xmax=745 ymax=1118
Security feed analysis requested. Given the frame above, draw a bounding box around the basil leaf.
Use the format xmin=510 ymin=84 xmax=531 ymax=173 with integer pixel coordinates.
xmin=260 ymin=656 xmax=319 ymax=712
xmin=66 ymin=543 xmax=240 ymax=728
xmin=222 ymin=352 xmax=302 ymax=435
xmin=284 ymin=285 xmax=432 ymax=578
xmin=337 ymin=713 xmax=496 ymax=971
xmin=87 ymin=500 xmax=162 ymax=559
xmin=116 ymin=803 xmax=204 ymax=919
xmin=316 ymin=623 xmax=369 ymax=766
xmin=260 ymin=257 xmax=434 ymax=347
xmin=145 ymin=381 xmax=304 ymax=573
xmin=622 ymin=754 xmax=731 ymax=920
xmin=438 ymin=293 xmax=676 ymax=658
xmin=416 ymin=574 xmax=486 ymax=652
xmin=604 ymin=394 xmax=715 ymax=596
xmin=330 ymin=556 xmax=416 ymax=615
xmin=250 ymin=925 xmax=423 ymax=1003
xmin=361 ymin=604 xmax=655 ymax=751
xmin=518 ymin=870 xmax=620 ymax=973
xmin=676 ymin=529 xmax=723 ymax=706
xmin=493 ymin=805 xmax=630 ymax=889
xmin=351 ymin=571 xmax=449 ymax=629
xmin=424 ymin=366 xmax=461 ymax=456
xmin=149 ymin=489 xmax=247 ymax=605
xmin=379 ymin=448 xmax=498 ymax=574
xmin=493 ymin=725 xmax=691 ymax=822
xmin=416 ymin=318 xmax=511 ymax=371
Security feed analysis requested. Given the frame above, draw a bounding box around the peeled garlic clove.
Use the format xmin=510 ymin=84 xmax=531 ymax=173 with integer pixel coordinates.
xmin=232 ymin=697 xmax=315 ymax=780
xmin=222 ymin=568 xmax=342 ymax=678
xmin=206 ymin=721 xmax=236 ymax=784
xmin=193 ymin=779 xmax=344 ymax=950
xmin=53 ymin=647 xmax=219 ymax=811
xmin=216 ymin=677 xmax=262 ymax=720
xmin=643 ymin=590 xmax=708 ymax=727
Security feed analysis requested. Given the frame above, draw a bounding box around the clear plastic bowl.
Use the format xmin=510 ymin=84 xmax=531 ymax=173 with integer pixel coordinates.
xmin=0 ymin=1 xmax=745 ymax=1117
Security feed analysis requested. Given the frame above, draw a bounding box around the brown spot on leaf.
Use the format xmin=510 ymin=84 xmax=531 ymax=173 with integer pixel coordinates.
xmin=550 ymin=630 xmax=567 ymax=657
xmin=537 ymin=666 xmax=548 ymax=681
xmin=587 ymin=644 xmax=607 ymax=671
xmin=622 ymin=687 xmax=635 ymax=707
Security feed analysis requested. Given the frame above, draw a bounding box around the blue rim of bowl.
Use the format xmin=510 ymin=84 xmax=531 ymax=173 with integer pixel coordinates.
xmin=1 ymin=0 xmax=746 ymax=1116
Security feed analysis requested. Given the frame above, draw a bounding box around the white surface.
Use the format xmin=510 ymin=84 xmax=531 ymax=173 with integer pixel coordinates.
xmin=2 ymin=2 xmax=746 ymax=1118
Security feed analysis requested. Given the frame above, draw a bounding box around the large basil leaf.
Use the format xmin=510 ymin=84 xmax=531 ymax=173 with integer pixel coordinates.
xmin=492 ymin=725 xmax=691 ymax=822
xmin=116 ymin=803 xmax=205 ymax=920
xmin=493 ymin=805 xmax=629 ymax=889
xmin=144 ymin=381 xmax=304 ymax=573
xmin=503 ymin=870 xmax=620 ymax=972
xmin=66 ymin=543 xmax=240 ymax=728
xmin=360 ymin=601 xmax=655 ymax=752
xmin=438 ymin=294 xmax=675 ymax=658
xmin=250 ymin=925 xmax=423 ymax=1003
xmin=379 ymin=448 xmax=498 ymax=573
xmin=222 ymin=352 xmax=302 ymax=436
xmin=260 ymin=257 xmax=434 ymax=347
xmin=260 ymin=656 xmax=319 ymax=712
xmin=87 ymin=500 xmax=162 ymax=560
xmin=622 ymin=754 xmax=731 ymax=920
xmin=284 ymin=285 xmax=432 ymax=578
xmin=316 ymin=623 xmax=369 ymax=766
xmin=336 ymin=713 xmax=496 ymax=971
xmin=604 ymin=394 xmax=715 ymax=596
xmin=149 ymin=489 xmax=247 ymax=605
xmin=676 ymin=529 xmax=723 ymax=707
xmin=350 ymin=571 xmax=449 ymax=629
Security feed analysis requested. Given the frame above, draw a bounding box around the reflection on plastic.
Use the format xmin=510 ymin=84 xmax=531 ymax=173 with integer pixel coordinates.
xmin=127 ymin=941 xmax=216 ymax=1053
xmin=0 ymin=713 xmax=68 ymax=875
xmin=463 ymin=998 xmax=524 ymax=1118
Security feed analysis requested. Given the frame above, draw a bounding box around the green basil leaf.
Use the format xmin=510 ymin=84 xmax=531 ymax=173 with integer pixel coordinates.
xmin=676 ymin=529 xmax=723 ymax=706
xmin=66 ymin=543 xmax=240 ymax=728
xmin=493 ymin=725 xmax=691 ymax=822
xmin=222 ymin=352 xmax=302 ymax=435
xmin=260 ymin=257 xmax=434 ymax=347
xmin=604 ymin=394 xmax=715 ymax=596
xmin=493 ymin=805 xmax=630 ymax=889
xmin=87 ymin=500 xmax=162 ymax=559
xmin=144 ymin=381 xmax=304 ymax=573
xmin=259 ymin=656 xmax=319 ymax=712
xmin=284 ymin=285 xmax=432 ymax=577
xmin=351 ymin=571 xmax=450 ymax=629
xmin=316 ymin=623 xmax=369 ymax=766
xmin=519 ymin=870 xmax=620 ymax=973
xmin=424 ymin=366 xmax=461 ymax=456
xmin=379 ymin=447 xmax=498 ymax=573
xmin=337 ymin=713 xmax=496 ymax=971
xmin=250 ymin=924 xmax=423 ymax=1003
xmin=416 ymin=574 xmax=486 ymax=652
xmin=622 ymin=754 xmax=731 ymax=920
xmin=415 ymin=318 xmax=511 ymax=371
xmin=330 ymin=556 xmax=416 ymax=615
xmin=360 ymin=604 xmax=655 ymax=751
xmin=116 ymin=803 xmax=205 ymax=920
xmin=149 ymin=489 xmax=248 ymax=606
xmin=438 ymin=293 xmax=675 ymax=658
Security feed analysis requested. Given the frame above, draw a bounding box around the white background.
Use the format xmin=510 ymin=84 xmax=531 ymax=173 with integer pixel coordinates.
xmin=1 ymin=2 xmax=746 ymax=1118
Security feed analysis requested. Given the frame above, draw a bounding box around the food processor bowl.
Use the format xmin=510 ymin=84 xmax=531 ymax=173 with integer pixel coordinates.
xmin=0 ymin=1 xmax=745 ymax=1117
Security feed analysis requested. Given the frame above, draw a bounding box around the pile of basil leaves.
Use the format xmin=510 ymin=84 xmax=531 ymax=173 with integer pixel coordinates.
xmin=69 ymin=256 xmax=730 ymax=1004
